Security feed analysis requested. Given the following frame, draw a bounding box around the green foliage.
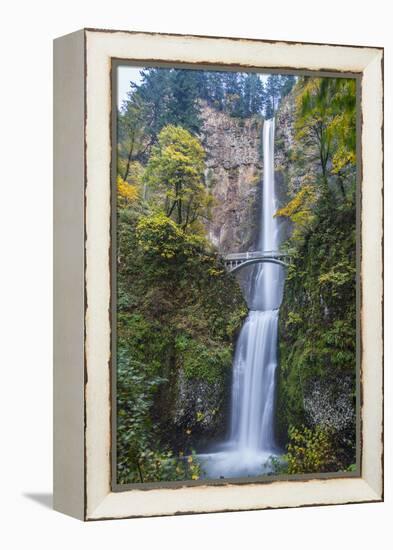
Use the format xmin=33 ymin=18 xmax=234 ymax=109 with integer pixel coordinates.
xmin=136 ymin=212 xmax=193 ymax=259
xmin=286 ymin=425 xmax=338 ymax=474
xmin=264 ymin=75 xmax=295 ymax=118
xmin=117 ymin=174 xmax=140 ymax=207
xmin=175 ymin=335 xmax=232 ymax=384
xmin=276 ymin=202 xmax=356 ymax=444
xmin=143 ymin=125 xmax=209 ymax=230
xmin=116 ymin=351 xmax=168 ymax=483
xmin=118 ymin=67 xmax=205 ymax=167
xmin=265 ymin=454 xmax=288 ymax=475
xmin=199 ymin=70 xmax=265 ymax=117
xmin=126 ymin=68 xmax=172 ymax=141
xmin=134 ymin=68 xmax=202 ymax=138
xmin=280 ymin=75 xmax=296 ymax=97
xmin=200 ymin=71 xmax=225 ymax=111
xmin=275 ymin=183 xmax=317 ymax=241
xmin=276 ymin=76 xmax=357 ymax=471
xmin=117 ymin=92 xmax=149 ymax=181
xmin=264 ymin=74 xmax=281 ymax=118
xmin=294 ymin=77 xmax=356 ymax=197
xmin=318 ymin=261 xmax=356 ymax=296
xmin=115 ymin=69 xmax=357 ymax=483
xmin=116 ymin=201 xmax=246 ymax=483
xmin=285 ymin=311 xmax=303 ymax=328
xmin=117 ymin=312 xmax=172 ymax=374
xmin=271 ymin=425 xmax=338 ymax=475
xmin=165 ymin=69 xmax=203 ymax=134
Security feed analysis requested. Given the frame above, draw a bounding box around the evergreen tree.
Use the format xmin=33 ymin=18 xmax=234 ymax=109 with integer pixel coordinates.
xmin=243 ymin=73 xmax=265 ymax=116
xmin=279 ymin=75 xmax=296 ymax=97
xmin=166 ymin=69 xmax=202 ymax=134
xmin=196 ymin=70 xmax=211 ymax=102
xmin=118 ymin=84 xmax=149 ymax=178
xmin=126 ymin=68 xmax=203 ymax=139
xmin=136 ymin=68 xmax=172 ymax=140
xmin=223 ymin=71 xmax=241 ymax=96
xmin=264 ymin=96 xmax=274 ymax=119
xmin=241 ymin=74 xmax=252 ymax=117
xmin=207 ymin=72 xmax=226 ymax=111
xmin=265 ymin=74 xmax=281 ymax=116
xmin=222 ymin=72 xmax=243 ymax=116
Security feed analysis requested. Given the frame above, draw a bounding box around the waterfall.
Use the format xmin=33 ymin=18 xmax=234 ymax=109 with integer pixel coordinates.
xmin=199 ymin=119 xmax=284 ymax=478
xmin=229 ymin=310 xmax=279 ymax=452
xmin=230 ymin=119 xmax=283 ymax=453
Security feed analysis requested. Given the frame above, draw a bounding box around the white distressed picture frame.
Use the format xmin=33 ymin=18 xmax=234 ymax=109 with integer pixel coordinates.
xmin=53 ymin=28 xmax=383 ymax=521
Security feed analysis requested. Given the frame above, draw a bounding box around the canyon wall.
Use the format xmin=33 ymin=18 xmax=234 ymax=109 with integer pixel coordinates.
xmin=200 ymin=103 xmax=263 ymax=254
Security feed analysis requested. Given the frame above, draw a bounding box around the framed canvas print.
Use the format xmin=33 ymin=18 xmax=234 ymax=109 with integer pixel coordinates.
xmin=53 ymin=29 xmax=384 ymax=520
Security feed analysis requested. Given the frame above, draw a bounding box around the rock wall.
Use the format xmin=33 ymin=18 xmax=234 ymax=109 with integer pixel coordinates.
xmin=200 ymin=104 xmax=263 ymax=254
xmin=172 ymin=369 xmax=230 ymax=451
xmin=275 ymin=91 xmax=319 ymax=199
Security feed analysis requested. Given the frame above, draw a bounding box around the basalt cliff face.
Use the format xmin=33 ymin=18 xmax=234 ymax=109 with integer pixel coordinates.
xmin=275 ymin=91 xmax=319 ymax=199
xmin=200 ymin=104 xmax=263 ymax=254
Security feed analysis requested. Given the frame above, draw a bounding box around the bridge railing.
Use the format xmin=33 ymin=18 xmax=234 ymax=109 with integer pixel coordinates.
xmin=224 ymin=250 xmax=290 ymax=261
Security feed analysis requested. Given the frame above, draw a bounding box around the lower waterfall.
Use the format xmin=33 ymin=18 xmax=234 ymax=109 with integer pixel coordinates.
xmin=229 ymin=309 xmax=279 ymax=453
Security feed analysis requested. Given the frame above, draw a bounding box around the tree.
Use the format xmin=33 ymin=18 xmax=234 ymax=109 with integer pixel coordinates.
xmin=265 ymin=74 xmax=281 ymax=117
xmin=279 ymin=75 xmax=296 ymax=97
xmin=118 ymin=68 xmax=174 ymax=173
xmin=222 ymin=72 xmax=242 ymax=115
xmin=122 ymin=68 xmax=205 ymax=139
xmin=275 ymin=183 xmax=317 ymax=242
xmin=117 ymin=90 xmax=147 ymax=181
xmin=295 ymin=78 xmax=332 ymax=185
xmin=166 ymin=70 xmax=202 ymax=133
xmin=207 ymin=71 xmax=226 ymax=111
xmin=295 ymin=77 xmax=356 ymax=198
xmin=143 ymin=125 xmax=209 ymax=230
xmin=135 ymin=68 xmax=172 ymax=141
xmin=242 ymin=73 xmax=264 ymax=116
xmin=327 ymin=79 xmax=356 ymax=173
xmin=117 ymin=174 xmax=139 ymax=206
xmin=285 ymin=425 xmax=338 ymax=474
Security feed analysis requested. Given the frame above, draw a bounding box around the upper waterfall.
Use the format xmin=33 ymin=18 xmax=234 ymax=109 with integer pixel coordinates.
xmin=260 ymin=119 xmax=277 ymax=252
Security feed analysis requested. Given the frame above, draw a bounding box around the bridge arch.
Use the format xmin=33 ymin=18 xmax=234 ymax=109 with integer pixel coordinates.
xmin=227 ymin=257 xmax=288 ymax=274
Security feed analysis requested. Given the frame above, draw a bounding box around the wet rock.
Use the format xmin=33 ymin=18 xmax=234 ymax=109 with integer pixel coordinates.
xmin=304 ymin=378 xmax=355 ymax=432
xmin=170 ymin=369 xmax=230 ymax=451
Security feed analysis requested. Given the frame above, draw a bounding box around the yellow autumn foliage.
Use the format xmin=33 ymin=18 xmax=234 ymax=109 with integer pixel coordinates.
xmin=117 ymin=176 xmax=139 ymax=203
xmin=295 ymin=77 xmax=356 ymax=178
xmin=275 ymin=184 xmax=316 ymax=224
xmin=275 ymin=183 xmax=317 ymax=242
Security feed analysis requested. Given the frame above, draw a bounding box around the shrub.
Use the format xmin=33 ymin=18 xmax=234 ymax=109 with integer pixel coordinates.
xmin=285 ymin=425 xmax=338 ymax=474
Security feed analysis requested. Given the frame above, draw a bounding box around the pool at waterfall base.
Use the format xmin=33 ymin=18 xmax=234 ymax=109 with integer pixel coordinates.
xmin=198 ymin=445 xmax=282 ymax=479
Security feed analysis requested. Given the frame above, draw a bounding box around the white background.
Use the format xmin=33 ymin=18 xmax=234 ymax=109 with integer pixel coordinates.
xmin=1 ymin=1 xmax=391 ymax=548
